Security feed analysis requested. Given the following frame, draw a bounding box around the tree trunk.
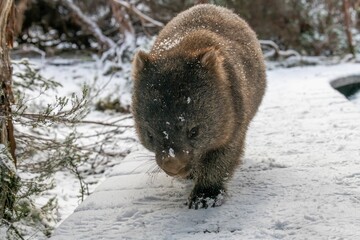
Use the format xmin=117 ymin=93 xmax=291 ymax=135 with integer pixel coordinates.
xmin=14 ymin=0 xmax=31 ymax=37
xmin=342 ymin=0 xmax=355 ymax=56
xmin=0 ymin=0 xmax=18 ymax=221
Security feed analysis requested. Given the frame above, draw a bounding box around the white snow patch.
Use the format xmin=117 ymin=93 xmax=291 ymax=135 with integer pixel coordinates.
xmin=168 ymin=148 xmax=175 ymax=158
xmin=349 ymin=90 xmax=360 ymax=107
xmin=183 ymin=150 xmax=190 ymax=154
xmin=154 ymin=35 xmax=183 ymax=52
xmin=163 ymin=131 xmax=169 ymax=139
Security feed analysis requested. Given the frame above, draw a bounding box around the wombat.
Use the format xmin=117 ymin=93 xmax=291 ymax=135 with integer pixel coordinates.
xmin=131 ymin=4 xmax=266 ymax=209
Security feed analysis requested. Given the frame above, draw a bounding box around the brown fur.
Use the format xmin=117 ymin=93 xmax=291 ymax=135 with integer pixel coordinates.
xmin=131 ymin=4 xmax=266 ymax=208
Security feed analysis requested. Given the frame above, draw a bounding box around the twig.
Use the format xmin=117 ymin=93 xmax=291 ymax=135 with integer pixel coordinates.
xmin=19 ymin=113 xmax=133 ymax=127
xmin=1 ymin=219 xmax=25 ymax=240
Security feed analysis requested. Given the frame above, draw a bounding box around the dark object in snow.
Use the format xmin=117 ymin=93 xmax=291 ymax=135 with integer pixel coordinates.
xmin=131 ymin=4 xmax=266 ymax=209
xmin=330 ymin=75 xmax=360 ymax=98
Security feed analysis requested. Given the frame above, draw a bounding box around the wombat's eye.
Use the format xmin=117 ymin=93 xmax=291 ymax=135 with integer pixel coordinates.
xmin=147 ymin=131 xmax=153 ymax=140
xmin=187 ymin=126 xmax=199 ymax=139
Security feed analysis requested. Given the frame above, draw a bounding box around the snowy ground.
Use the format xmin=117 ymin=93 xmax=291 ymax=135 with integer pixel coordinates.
xmin=349 ymin=90 xmax=360 ymax=106
xmin=50 ymin=63 xmax=360 ymax=240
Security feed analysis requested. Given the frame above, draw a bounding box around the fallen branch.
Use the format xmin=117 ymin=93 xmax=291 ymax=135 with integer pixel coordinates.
xmin=11 ymin=44 xmax=46 ymax=61
xmin=260 ymin=40 xmax=301 ymax=60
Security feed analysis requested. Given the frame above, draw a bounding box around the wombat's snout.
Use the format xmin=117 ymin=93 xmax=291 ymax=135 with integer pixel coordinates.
xmin=156 ymin=150 xmax=190 ymax=178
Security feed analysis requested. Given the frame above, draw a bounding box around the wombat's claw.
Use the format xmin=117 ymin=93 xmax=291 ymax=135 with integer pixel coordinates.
xmin=187 ymin=191 xmax=225 ymax=209
xmin=187 ymin=196 xmax=210 ymax=209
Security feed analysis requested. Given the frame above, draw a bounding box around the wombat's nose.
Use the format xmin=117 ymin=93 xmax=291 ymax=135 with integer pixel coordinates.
xmin=156 ymin=150 xmax=189 ymax=178
xmin=161 ymin=157 xmax=182 ymax=175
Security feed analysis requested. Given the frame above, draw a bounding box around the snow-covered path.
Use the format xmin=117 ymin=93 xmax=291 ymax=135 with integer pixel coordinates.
xmin=52 ymin=64 xmax=360 ymax=240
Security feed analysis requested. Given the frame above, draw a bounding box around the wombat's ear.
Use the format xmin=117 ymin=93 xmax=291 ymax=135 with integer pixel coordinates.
xmin=132 ymin=50 xmax=150 ymax=79
xmin=198 ymin=48 xmax=224 ymax=69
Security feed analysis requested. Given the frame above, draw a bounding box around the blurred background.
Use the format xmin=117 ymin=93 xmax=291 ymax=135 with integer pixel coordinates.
xmin=13 ymin=0 xmax=360 ymax=57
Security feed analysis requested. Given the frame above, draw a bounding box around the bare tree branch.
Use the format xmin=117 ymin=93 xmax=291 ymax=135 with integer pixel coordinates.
xmin=108 ymin=0 xmax=136 ymax=55
xmin=112 ymin=0 xmax=164 ymax=27
xmin=109 ymin=0 xmax=135 ymax=36
xmin=60 ymin=0 xmax=116 ymax=51
xmin=20 ymin=112 xmax=133 ymax=128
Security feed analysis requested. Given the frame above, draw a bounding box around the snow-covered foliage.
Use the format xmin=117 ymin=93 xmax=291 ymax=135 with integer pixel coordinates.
xmin=0 ymin=145 xmax=16 ymax=174
xmin=16 ymin=0 xmax=360 ymax=56
xmin=1 ymin=55 xmax=140 ymax=239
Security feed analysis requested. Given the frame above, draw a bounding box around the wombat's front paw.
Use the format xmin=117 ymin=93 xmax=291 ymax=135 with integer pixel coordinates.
xmin=187 ymin=187 xmax=225 ymax=209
